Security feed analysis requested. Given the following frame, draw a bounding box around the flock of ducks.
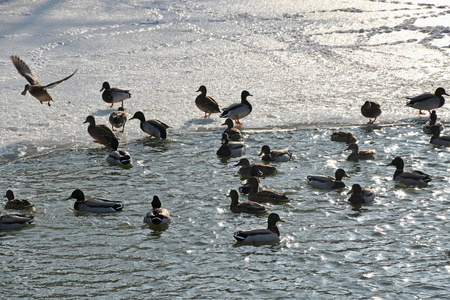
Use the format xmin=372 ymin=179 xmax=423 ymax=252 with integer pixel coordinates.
xmin=2 ymin=55 xmax=449 ymax=244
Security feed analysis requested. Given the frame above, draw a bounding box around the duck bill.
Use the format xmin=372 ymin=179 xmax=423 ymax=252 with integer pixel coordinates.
xmin=100 ymin=87 xmax=105 ymax=92
xmin=279 ymin=219 xmax=285 ymax=223
xmin=21 ymin=88 xmax=27 ymax=95
xmin=347 ymin=188 xmax=354 ymax=195
xmin=258 ymin=150 xmax=264 ymax=156
xmin=343 ymin=173 xmax=350 ymax=178
xmin=386 ymin=162 xmax=393 ymax=166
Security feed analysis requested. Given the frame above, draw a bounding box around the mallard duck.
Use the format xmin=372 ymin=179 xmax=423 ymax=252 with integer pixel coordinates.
xmin=430 ymin=125 xmax=450 ymax=146
xmin=239 ymin=166 xmax=264 ymax=194
xmin=306 ymin=168 xmax=349 ymax=190
xmin=330 ymin=131 xmax=358 ymax=144
xmin=222 ymin=118 xmax=243 ymax=141
xmin=0 ymin=214 xmax=34 ymax=230
xmin=361 ymin=101 xmax=381 ymax=124
xmin=109 ymin=107 xmax=127 ymax=132
xmin=84 ymin=115 xmax=117 ymax=148
xmin=100 ymin=81 xmax=131 ymax=108
xmin=220 ymin=90 xmax=253 ymax=126
xmin=130 ymin=111 xmax=169 ymax=140
xmin=347 ymin=184 xmax=375 ymax=205
xmin=216 ymin=133 xmax=245 ymax=157
xmin=195 ymin=85 xmax=221 ymax=118
xmin=67 ymin=189 xmax=124 ymax=213
xmin=247 ymin=177 xmax=289 ymax=203
xmin=228 ymin=189 xmax=267 ymax=214
xmin=106 ymin=137 xmax=132 ymax=166
xmin=233 ymin=213 xmax=284 ymax=244
xmin=387 ymin=157 xmax=432 ymax=185
xmin=143 ymin=195 xmax=171 ymax=226
xmin=234 ymin=158 xmax=278 ymax=176
xmin=406 ymin=87 xmax=448 ymax=115
xmin=423 ymin=110 xmax=444 ymax=134
xmin=4 ymin=190 xmax=34 ymax=210
xmin=345 ymin=143 xmax=376 ymax=162
xmin=10 ymin=55 xmax=77 ymax=107
xmin=259 ymin=145 xmax=292 ymax=162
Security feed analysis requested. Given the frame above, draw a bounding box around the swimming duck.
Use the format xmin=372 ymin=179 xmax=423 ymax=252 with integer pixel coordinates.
xmin=345 ymin=143 xmax=376 ymax=162
xmin=430 ymin=125 xmax=450 ymax=146
xmin=109 ymin=107 xmax=127 ymax=132
xmin=222 ymin=118 xmax=243 ymax=141
xmin=233 ymin=213 xmax=284 ymax=244
xmin=84 ymin=115 xmax=117 ymax=148
xmin=228 ymin=189 xmax=267 ymax=214
xmin=10 ymin=55 xmax=77 ymax=107
xmin=106 ymin=138 xmax=132 ymax=166
xmin=306 ymin=168 xmax=349 ymax=190
xmin=100 ymin=81 xmax=131 ymax=108
xmin=330 ymin=131 xmax=358 ymax=144
xmin=361 ymin=101 xmax=382 ymax=124
xmin=130 ymin=111 xmax=169 ymax=140
xmin=235 ymin=158 xmax=278 ymax=176
xmin=239 ymin=166 xmax=264 ymax=194
xmin=247 ymin=177 xmax=289 ymax=203
xmin=387 ymin=157 xmax=432 ymax=185
xmin=259 ymin=145 xmax=292 ymax=162
xmin=4 ymin=190 xmax=34 ymax=210
xmin=423 ymin=110 xmax=444 ymax=134
xmin=195 ymin=85 xmax=221 ymax=118
xmin=220 ymin=90 xmax=253 ymax=126
xmin=217 ymin=133 xmax=245 ymax=157
xmin=406 ymin=87 xmax=448 ymax=115
xmin=347 ymin=184 xmax=375 ymax=205
xmin=0 ymin=214 xmax=34 ymax=230
xmin=67 ymin=189 xmax=124 ymax=213
xmin=143 ymin=195 xmax=171 ymax=226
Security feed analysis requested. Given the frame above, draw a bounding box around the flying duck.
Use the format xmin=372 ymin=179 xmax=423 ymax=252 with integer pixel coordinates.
xmin=220 ymin=90 xmax=253 ymax=126
xmin=4 ymin=190 xmax=34 ymax=210
xmin=84 ymin=115 xmax=117 ymax=148
xmin=423 ymin=110 xmax=444 ymax=134
xmin=259 ymin=145 xmax=292 ymax=162
xmin=130 ymin=111 xmax=169 ymax=140
xmin=100 ymin=81 xmax=131 ymax=108
xmin=387 ymin=157 xmax=432 ymax=185
xmin=228 ymin=189 xmax=267 ymax=214
xmin=222 ymin=118 xmax=243 ymax=141
xmin=10 ymin=55 xmax=77 ymax=107
xmin=406 ymin=87 xmax=448 ymax=115
xmin=0 ymin=214 xmax=34 ymax=230
xmin=306 ymin=168 xmax=349 ymax=190
xmin=217 ymin=133 xmax=245 ymax=157
xmin=67 ymin=189 xmax=124 ymax=213
xmin=347 ymin=184 xmax=375 ymax=205
xmin=109 ymin=107 xmax=127 ymax=132
xmin=143 ymin=195 xmax=171 ymax=226
xmin=234 ymin=158 xmax=278 ymax=176
xmin=233 ymin=213 xmax=284 ymax=244
xmin=361 ymin=101 xmax=382 ymax=124
xmin=345 ymin=143 xmax=376 ymax=162
xmin=195 ymin=85 xmax=221 ymax=118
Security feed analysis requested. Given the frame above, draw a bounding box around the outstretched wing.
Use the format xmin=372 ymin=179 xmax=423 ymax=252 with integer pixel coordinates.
xmin=44 ymin=68 xmax=78 ymax=89
xmin=10 ymin=55 xmax=40 ymax=85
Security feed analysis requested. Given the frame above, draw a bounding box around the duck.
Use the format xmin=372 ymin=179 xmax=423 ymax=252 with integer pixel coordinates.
xmin=67 ymin=189 xmax=124 ymax=213
xmin=220 ymin=90 xmax=253 ymax=126
xmin=195 ymin=85 xmax=221 ymax=118
xmin=83 ymin=115 xmax=117 ymax=148
xmin=233 ymin=213 xmax=284 ymax=244
xmin=306 ymin=168 xmax=349 ymax=190
xmin=106 ymin=137 xmax=132 ymax=166
xmin=10 ymin=55 xmax=77 ymax=107
xmin=143 ymin=195 xmax=171 ymax=226
xmin=258 ymin=145 xmax=292 ymax=162
xmin=0 ymin=214 xmax=34 ymax=230
xmin=330 ymin=131 xmax=358 ymax=144
xmin=430 ymin=125 xmax=450 ymax=146
xmin=222 ymin=118 xmax=243 ymax=141
xmin=239 ymin=166 xmax=264 ymax=194
xmin=387 ymin=157 xmax=432 ymax=185
xmin=228 ymin=189 xmax=267 ymax=214
xmin=130 ymin=111 xmax=169 ymax=140
xmin=406 ymin=87 xmax=448 ymax=115
xmin=100 ymin=81 xmax=131 ymax=108
xmin=361 ymin=101 xmax=382 ymax=124
xmin=247 ymin=177 xmax=289 ymax=203
xmin=345 ymin=143 xmax=376 ymax=162
xmin=423 ymin=110 xmax=444 ymax=134
xmin=216 ymin=133 xmax=245 ymax=157
xmin=234 ymin=158 xmax=278 ymax=176
xmin=4 ymin=190 xmax=34 ymax=210
xmin=109 ymin=107 xmax=127 ymax=132
xmin=347 ymin=184 xmax=375 ymax=205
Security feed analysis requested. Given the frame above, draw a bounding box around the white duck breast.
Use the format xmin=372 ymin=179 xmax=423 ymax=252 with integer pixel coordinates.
xmin=142 ymin=120 xmax=169 ymax=139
